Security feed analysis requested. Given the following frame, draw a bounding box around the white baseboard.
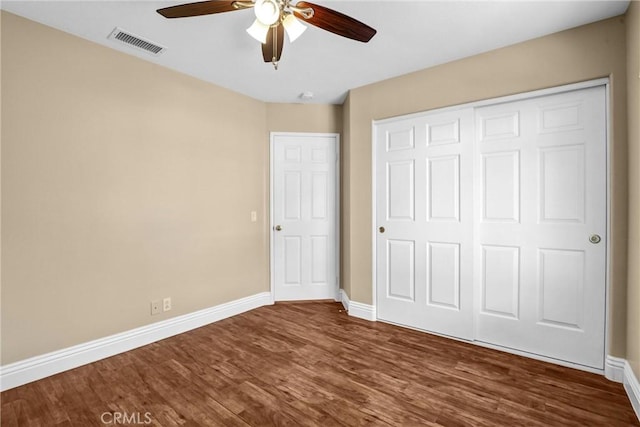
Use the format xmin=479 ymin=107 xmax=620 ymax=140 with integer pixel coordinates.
xmin=607 ymin=356 xmax=640 ymax=422
xmin=340 ymin=289 xmax=350 ymax=312
xmin=343 ymin=294 xmax=376 ymax=322
xmin=0 ymin=292 xmax=273 ymax=392
xmin=624 ymin=361 xmax=640 ymax=421
xmin=339 ymin=290 xmax=376 ymax=321
xmin=605 ymin=355 xmax=626 ymax=382
xmin=349 ymin=301 xmax=376 ymax=321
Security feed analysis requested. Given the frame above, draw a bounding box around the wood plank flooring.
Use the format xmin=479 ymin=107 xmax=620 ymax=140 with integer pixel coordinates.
xmin=2 ymin=302 xmax=638 ymax=426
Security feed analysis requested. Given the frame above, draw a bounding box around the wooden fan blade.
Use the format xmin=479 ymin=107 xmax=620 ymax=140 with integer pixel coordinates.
xmin=157 ymin=1 xmax=240 ymax=19
xmin=293 ymin=1 xmax=376 ymax=42
xmin=262 ymin=25 xmax=284 ymax=63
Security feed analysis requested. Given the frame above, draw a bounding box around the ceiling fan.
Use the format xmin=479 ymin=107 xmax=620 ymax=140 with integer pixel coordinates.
xmin=157 ymin=0 xmax=376 ymax=69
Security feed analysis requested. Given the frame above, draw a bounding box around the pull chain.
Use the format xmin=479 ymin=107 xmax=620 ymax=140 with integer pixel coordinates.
xmin=271 ymin=25 xmax=279 ymax=70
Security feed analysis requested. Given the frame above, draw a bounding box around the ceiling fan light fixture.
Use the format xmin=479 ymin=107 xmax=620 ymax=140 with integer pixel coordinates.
xmin=157 ymin=0 xmax=377 ymax=68
xmin=282 ymin=14 xmax=306 ymax=42
xmin=254 ymin=0 xmax=280 ymax=26
xmin=246 ymin=19 xmax=269 ymax=43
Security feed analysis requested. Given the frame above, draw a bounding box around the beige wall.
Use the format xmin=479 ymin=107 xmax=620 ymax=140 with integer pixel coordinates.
xmin=1 ymin=12 xmax=270 ymax=364
xmin=343 ymin=16 xmax=629 ymax=357
xmin=0 ymin=13 xmax=345 ymax=364
xmin=627 ymin=1 xmax=640 ymax=379
xmin=266 ymin=103 xmax=342 ymax=134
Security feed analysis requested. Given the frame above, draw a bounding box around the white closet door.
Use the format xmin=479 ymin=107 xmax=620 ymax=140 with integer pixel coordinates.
xmin=474 ymin=86 xmax=606 ymax=369
xmin=376 ymin=109 xmax=475 ymax=340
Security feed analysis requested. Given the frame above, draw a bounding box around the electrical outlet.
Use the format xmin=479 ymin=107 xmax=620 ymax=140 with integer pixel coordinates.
xmin=151 ymin=300 xmax=161 ymax=315
xmin=251 ymin=211 xmax=257 ymax=222
xmin=163 ymin=297 xmax=172 ymax=312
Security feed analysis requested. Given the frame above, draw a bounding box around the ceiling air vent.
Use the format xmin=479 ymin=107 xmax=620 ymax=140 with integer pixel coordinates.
xmin=107 ymin=27 xmax=166 ymax=56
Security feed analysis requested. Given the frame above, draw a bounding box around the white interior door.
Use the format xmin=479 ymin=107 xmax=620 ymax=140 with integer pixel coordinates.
xmin=474 ymin=86 xmax=606 ymax=369
xmin=272 ymin=133 xmax=338 ymax=301
xmin=375 ymin=110 xmax=475 ymax=340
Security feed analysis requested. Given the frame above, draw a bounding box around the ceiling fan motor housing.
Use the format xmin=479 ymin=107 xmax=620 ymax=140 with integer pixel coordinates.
xmin=156 ymin=0 xmax=377 ymax=68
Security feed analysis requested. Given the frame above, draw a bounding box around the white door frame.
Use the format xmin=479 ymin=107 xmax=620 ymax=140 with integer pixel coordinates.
xmin=270 ymin=132 xmax=341 ymax=302
xmin=371 ymin=78 xmax=611 ymax=373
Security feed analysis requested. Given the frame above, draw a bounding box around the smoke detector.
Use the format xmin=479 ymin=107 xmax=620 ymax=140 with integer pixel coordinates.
xmin=300 ymin=91 xmax=314 ymax=101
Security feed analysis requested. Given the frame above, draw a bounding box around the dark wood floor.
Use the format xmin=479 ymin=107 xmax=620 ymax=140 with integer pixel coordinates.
xmin=2 ymin=302 xmax=638 ymax=426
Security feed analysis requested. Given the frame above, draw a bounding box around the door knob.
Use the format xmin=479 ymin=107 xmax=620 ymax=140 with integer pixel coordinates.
xmin=379 ymin=226 xmax=385 ymax=233
xmin=589 ymin=234 xmax=601 ymax=244
xmin=275 ymin=225 xmax=282 ymax=231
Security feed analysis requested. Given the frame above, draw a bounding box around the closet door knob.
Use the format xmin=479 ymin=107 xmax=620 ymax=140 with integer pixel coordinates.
xmin=379 ymin=226 xmax=385 ymax=233
xmin=589 ymin=234 xmax=601 ymax=244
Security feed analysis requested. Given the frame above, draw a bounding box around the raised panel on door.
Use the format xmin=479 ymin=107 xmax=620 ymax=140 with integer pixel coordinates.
xmin=311 ymin=172 xmax=328 ymax=220
xmin=427 ymin=119 xmax=460 ymax=146
xmin=376 ymin=109 xmax=474 ymax=341
xmin=311 ymin=146 xmax=328 ymax=163
xmin=387 ymin=126 xmax=415 ymax=152
xmin=284 ymin=171 xmax=302 ymax=220
xmin=482 ymin=151 xmax=520 ymax=223
xmin=475 ymin=85 xmax=606 ymax=369
xmin=538 ymin=101 xmax=582 ymax=133
xmin=427 ymin=242 xmax=460 ymax=310
xmin=387 ymin=240 xmax=415 ymax=301
xmin=427 ymin=155 xmax=460 ymax=222
xmin=284 ymin=146 xmax=301 ymax=162
xmin=284 ymin=236 xmax=302 ymax=286
xmin=481 ymin=245 xmax=520 ymax=319
xmin=310 ymin=236 xmax=328 ymax=284
xmin=538 ymin=249 xmax=585 ymax=330
xmin=479 ymin=111 xmax=519 ymax=142
xmin=387 ymin=160 xmax=415 ymax=221
xmin=539 ymin=145 xmax=585 ymax=223
xmin=273 ymin=133 xmax=338 ymax=301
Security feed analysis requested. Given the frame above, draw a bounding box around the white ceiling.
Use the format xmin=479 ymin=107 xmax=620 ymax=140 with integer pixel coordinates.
xmin=2 ymin=0 xmax=630 ymax=104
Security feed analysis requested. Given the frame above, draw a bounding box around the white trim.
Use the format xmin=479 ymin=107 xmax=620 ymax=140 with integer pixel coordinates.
xmin=269 ymin=132 xmax=341 ymax=302
xmin=335 ymin=135 xmax=342 ymax=302
xmin=604 ymin=80 xmax=613 ymax=361
xmin=340 ymin=288 xmax=376 ymax=321
xmin=270 ymin=135 xmax=276 ymax=299
xmin=596 ymin=356 xmax=640 ymax=422
xmin=605 ymin=355 xmax=627 ymax=382
xmin=340 ymin=289 xmax=350 ymax=311
xmin=371 ymin=120 xmax=378 ymax=320
xmin=348 ymin=300 xmax=377 ymax=321
xmin=0 ymin=292 xmax=272 ymax=392
xmin=624 ymin=361 xmax=640 ymax=421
